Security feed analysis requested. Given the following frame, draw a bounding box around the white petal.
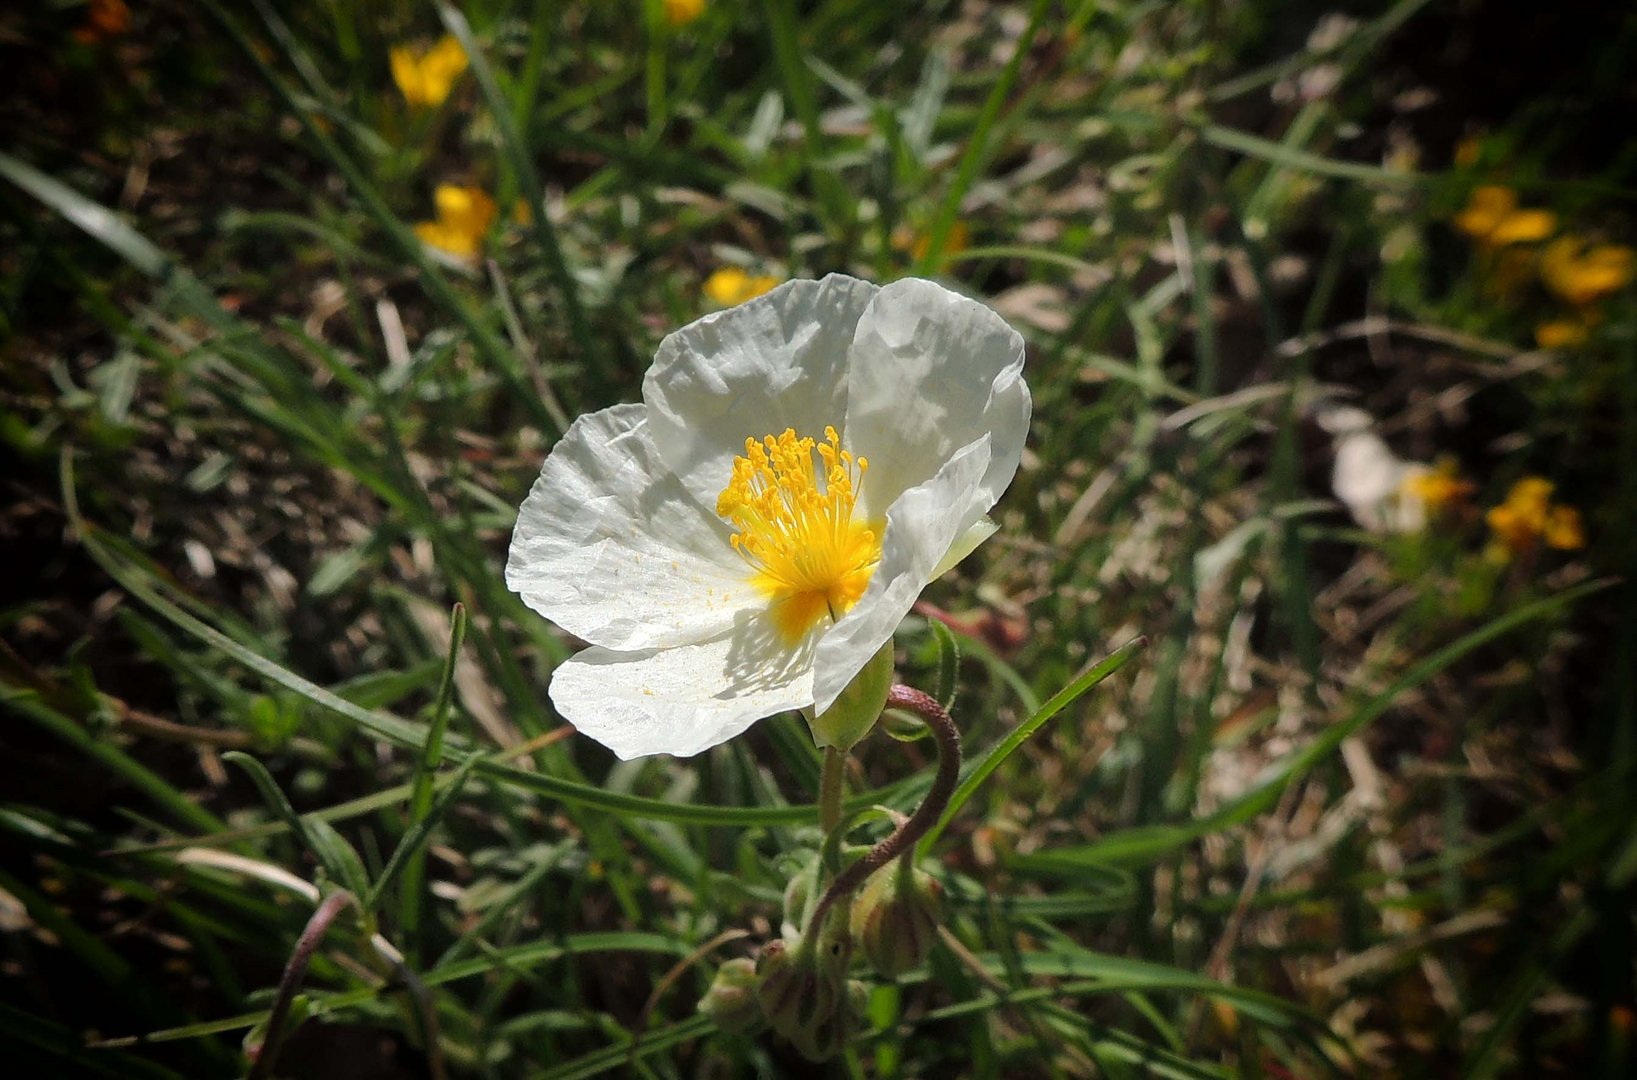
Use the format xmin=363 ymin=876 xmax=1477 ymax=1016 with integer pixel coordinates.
xmin=505 ymin=404 xmax=759 ymax=651
xmin=931 ymin=515 xmax=999 ymax=580
xmin=811 ymin=436 xmax=994 ymax=714
xmin=643 ymin=274 xmax=880 ymax=508
xmin=842 ymin=279 xmax=1031 ymax=520
xmin=549 ymin=611 xmax=819 ymax=759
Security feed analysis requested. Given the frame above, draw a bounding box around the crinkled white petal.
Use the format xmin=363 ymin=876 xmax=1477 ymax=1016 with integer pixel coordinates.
xmin=549 ymin=611 xmax=820 ymax=759
xmin=643 ymin=274 xmax=881 ymax=509
xmin=841 ymin=278 xmax=1031 ymax=521
xmin=811 ymin=436 xmax=994 ymax=714
xmin=931 ymin=516 xmax=999 ymax=580
xmin=505 ymin=404 xmax=761 ymax=651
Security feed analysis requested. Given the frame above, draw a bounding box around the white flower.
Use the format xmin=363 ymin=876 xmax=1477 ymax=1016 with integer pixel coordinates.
xmin=506 ymin=274 xmax=1030 ymax=759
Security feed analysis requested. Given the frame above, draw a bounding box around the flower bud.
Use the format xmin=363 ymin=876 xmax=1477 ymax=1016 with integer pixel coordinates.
xmin=755 ymin=939 xmax=841 ymax=1043
xmin=849 ymin=861 xmax=943 ymax=978
xmin=784 ymin=977 xmax=873 ymax=1061
xmin=793 ymin=978 xmax=874 ymax=1062
xmin=697 ymin=957 xmax=763 ymax=1034
xmin=805 ymin=640 xmax=893 ymax=751
xmin=786 ymin=1007 xmax=847 ymax=1062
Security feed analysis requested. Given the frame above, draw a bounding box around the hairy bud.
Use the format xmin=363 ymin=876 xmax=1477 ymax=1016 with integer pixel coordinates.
xmin=850 ymin=861 xmax=943 ymax=978
xmin=697 ymin=957 xmax=763 ymax=1034
xmin=756 ymin=905 xmax=853 ymax=1059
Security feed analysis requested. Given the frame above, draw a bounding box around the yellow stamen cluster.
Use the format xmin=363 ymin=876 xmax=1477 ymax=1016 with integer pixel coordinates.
xmin=716 ymin=427 xmax=881 ymax=643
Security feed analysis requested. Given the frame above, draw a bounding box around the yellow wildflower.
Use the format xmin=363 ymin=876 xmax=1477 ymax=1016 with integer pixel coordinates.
xmin=703 ymin=267 xmax=780 ymax=307
xmin=413 ymin=184 xmax=498 ymax=259
xmin=1539 ymin=236 xmax=1635 ymax=307
xmin=1454 ymin=186 xmax=1556 ymax=246
xmin=663 ymin=0 xmax=706 ymax=27
xmin=1485 ymin=476 xmax=1584 ymax=558
xmin=1399 ymin=457 xmax=1474 ymax=520
xmin=1543 ymin=506 xmax=1585 ymax=550
xmin=893 ymin=220 xmax=971 ymax=265
xmin=1534 ymin=317 xmax=1591 ymax=350
xmin=390 ymin=35 xmax=469 ymax=109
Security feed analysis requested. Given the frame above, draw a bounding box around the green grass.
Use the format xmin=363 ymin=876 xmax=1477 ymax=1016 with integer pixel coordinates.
xmin=3 ymin=0 xmax=1635 ymax=1075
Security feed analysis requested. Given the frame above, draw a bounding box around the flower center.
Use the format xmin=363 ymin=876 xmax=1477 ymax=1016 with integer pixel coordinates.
xmin=716 ymin=426 xmax=882 ymax=643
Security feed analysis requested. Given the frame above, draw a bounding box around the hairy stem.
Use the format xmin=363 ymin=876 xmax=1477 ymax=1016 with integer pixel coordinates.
xmin=819 ymin=746 xmax=846 ymax=837
xmin=807 ymin=685 xmax=960 ymax=933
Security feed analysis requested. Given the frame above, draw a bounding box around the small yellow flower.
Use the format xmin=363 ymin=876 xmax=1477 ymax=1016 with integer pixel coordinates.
xmin=1454 ymin=186 xmax=1556 ymax=246
xmin=1534 ymin=317 xmax=1590 ymax=350
xmin=1453 ymin=135 xmax=1483 ymax=169
xmin=1543 ymin=505 xmax=1584 ymax=550
xmin=893 ymin=220 xmax=971 ymax=265
xmin=1399 ymin=456 xmax=1474 ymax=520
xmin=1539 ymin=236 xmax=1635 ymax=307
xmin=663 ymin=0 xmax=706 ymax=27
xmin=703 ymin=267 xmax=781 ymax=307
xmin=413 ymin=184 xmax=498 ymax=259
xmin=390 ymin=35 xmax=469 ymax=109
xmin=1485 ymin=476 xmax=1584 ymax=558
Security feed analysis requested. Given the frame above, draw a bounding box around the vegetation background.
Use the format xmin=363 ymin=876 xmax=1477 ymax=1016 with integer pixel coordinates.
xmin=3 ymin=0 xmax=1634 ymax=1075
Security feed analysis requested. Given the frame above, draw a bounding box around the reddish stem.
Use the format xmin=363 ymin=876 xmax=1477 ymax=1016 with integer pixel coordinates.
xmin=806 ymin=685 xmax=961 ymax=934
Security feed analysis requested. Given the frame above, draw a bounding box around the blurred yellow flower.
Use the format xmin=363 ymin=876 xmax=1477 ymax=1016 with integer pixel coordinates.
xmin=1399 ymin=457 xmax=1474 ymax=521
xmin=663 ymin=0 xmax=706 ymax=27
xmin=895 ymin=220 xmax=971 ymax=264
xmin=414 ymin=185 xmax=498 ymax=259
xmin=1453 ymin=135 xmax=1482 ymax=169
xmin=1534 ymin=317 xmax=1591 ymax=350
xmin=391 ymin=35 xmax=469 ymax=109
xmin=73 ymin=0 xmax=130 ymax=44
xmin=1454 ymin=186 xmax=1556 ymax=246
xmin=703 ymin=267 xmax=780 ymax=307
xmin=1539 ymin=236 xmax=1635 ymax=308
xmin=1485 ymin=477 xmax=1584 ymax=558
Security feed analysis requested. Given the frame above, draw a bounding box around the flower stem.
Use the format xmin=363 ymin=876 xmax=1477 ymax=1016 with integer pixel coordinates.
xmin=819 ymin=746 xmax=846 ymax=837
xmin=807 ymin=685 xmax=960 ymax=932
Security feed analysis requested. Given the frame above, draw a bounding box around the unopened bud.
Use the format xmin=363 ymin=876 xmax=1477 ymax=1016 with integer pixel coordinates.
xmin=697 ymin=957 xmax=763 ymax=1034
xmin=756 ymin=939 xmax=839 ymax=1041
xmin=783 ymin=979 xmax=872 ymax=1062
xmin=850 ymin=861 xmax=943 ymax=978
xmin=756 ymin=906 xmax=852 ymax=1060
